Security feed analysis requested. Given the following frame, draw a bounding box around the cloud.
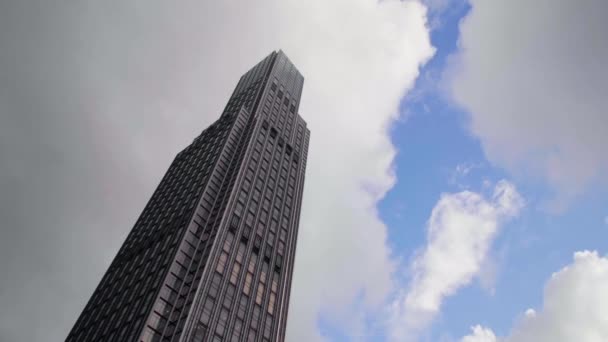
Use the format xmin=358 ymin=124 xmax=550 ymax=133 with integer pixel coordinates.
xmin=446 ymin=0 xmax=608 ymax=210
xmin=389 ymin=180 xmax=523 ymax=340
xmin=460 ymin=250 xmax=608 ymax=342
xmin=461 ymin=325 xmax=498 ymax=342
xmin=0 ymin=1 xmax=434 ymax=341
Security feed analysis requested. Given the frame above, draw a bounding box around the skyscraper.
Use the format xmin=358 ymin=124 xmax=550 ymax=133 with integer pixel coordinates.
xmin=66 ymin=51 xmax=310 ymax=342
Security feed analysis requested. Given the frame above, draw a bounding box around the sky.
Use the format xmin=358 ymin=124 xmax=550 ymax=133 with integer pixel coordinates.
xmin=0 ymin=1 xmax=607 ymax=342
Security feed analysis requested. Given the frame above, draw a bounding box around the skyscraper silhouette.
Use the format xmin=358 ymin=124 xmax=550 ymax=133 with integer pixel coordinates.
xmin=66 ymin=50 xmax=309 ymax=342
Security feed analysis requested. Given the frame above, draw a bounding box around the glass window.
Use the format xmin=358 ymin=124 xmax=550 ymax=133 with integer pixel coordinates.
xmin=255 ymin=284 xmax=265 ymax=305
xmin=273 ymin=269 xmax=280 ymax=284
xmin=237 ymin=296 xmax=247 ymax=319
xmin=260 ymin=263 xmax=268 ymax=284
xmin=223 ymin=233 xmax=234 ymax=252
xmin=243 ymin=273 xmax=253 ymax=295
xmin=264 ymin=318 xmax=272 ymax=338
xmin=201 ymin=297 xmax=214 ymax=324
xmin=236 ymin=243 xmax=246 ymax=263
xmin=210 ymin=271 xmax=222 ymax=297
xmin=256 ymin=221 xmax=265 ymax=236
xmin=245 ymin=213 xmax=254 ymax=227
xmin=251 ymin=305 xmax=261 ymax=327
xmin=140 ymin=327 xmax=162 ymax=342
xmin=268 ymin=293 xmax=276 ymax=315
xmin=230 ymin=263 xmax=241 ymax=285
xmin=216 ymin=308 xmax=229 ymax=335
xmin=235 ymin=203 xmax=244 ymax=216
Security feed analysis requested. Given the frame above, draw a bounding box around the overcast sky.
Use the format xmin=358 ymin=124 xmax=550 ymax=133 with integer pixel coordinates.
xmin=1 ymin=1 xmax=607 ymax=342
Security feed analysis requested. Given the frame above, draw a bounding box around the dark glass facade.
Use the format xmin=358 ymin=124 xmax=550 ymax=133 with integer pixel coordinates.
xmin=66 ymin=50 xmax=309 ymax=342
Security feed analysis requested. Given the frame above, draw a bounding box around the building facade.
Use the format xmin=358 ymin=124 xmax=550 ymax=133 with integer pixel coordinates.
xmin=66 ymin=50 xmax=310 ymax=342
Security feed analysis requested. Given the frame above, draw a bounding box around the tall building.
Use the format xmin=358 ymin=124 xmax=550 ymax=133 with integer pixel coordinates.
xmin=66 ymin=51 xmax=310 ymax=342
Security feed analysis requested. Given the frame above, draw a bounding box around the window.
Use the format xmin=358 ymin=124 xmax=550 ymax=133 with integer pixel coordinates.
xmin=272 ymin=208 xmax=279 ymax=221
xmin=232 ymin=320 xmax=243 ymax=342
xmin=140 ymin=327 xmax=162 ymax=342
xmin=230 ymin=215 xmax=240 ymax=229
xmin=216 ymin=252 xmax=228 ymax=274
xmin=243 ymin=225 xmax=251 ymax=239
xmin=239 ymin=190 xmax=247 ymax=203
xmin=275 ymin=255 xmax=283 ymax=270
xmin=224 ymin=284 xmax=236 ymax=308
xmin=251 ymin=305 xmax=261 ymax=327
xmin=238 ymin=296 xmax=248 ymax=319
xmin=193 ymin=323 xmax=209 ymax=342
xmin=255 ymin=284 xmax=265 ymax=305
xmin=271 ymin=275 xmax=278 ymax=293
xmin=223 ymin=233 xmax=234 ymax=252
xmin=245 ymin=213 xmax=254 ymax=227
xmin=248 ymin=254 xmax=257 ymax=272
xmin=258 ymin=168 xmax=266 ymax=180
xmin=243 ymin=273 xmax=253 ymax=295
xmin=249 ymin=200 xmax=258 ymax=213
xmin=201 ymin=297 xmax=214 ymax=324
xmin=255 ymin=179 xmax=264 ymax=191
xmin=260 ymin=262 xmax=268 ymax=284
xmin=256 ymin=221 xmax=265 ymax=236
xmin=243 ymin=179 xmax=251 ymax=191
xmin=215 ymin=308 xmax=229 ymax=336
xmin=264 ymin=318 xmax=272 ymax=338
xmin=268 ymin=293 xmax=276 ymax=314
xmin=160 ymin=285 xmax=178 ymax=303
xmin=259 ymin=210 xmax=268 ymax=223
xmin=230 ymin=263 xmax=241 ymax=285
xmin=262 ymin=198 xmax=270 ymax=211
xmin=235 ymin=202 xmax=244 ymax=216
xmin=166 ymin=272 xmax=182 ymax=288
xmin=279 ymin=229 xmax=287 ymax=242
xmin=236 ymin=243 xmax=246 ymax=263
xmin=147 ymin=310 xmax=166 ymax=330
xmin=269 ymin=220 xmax=278 ymax=233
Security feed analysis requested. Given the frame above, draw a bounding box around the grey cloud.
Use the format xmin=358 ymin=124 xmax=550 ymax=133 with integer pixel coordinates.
xmin=0 ymin=2 xmax=269 ymax=341
xmin=0 ymin=1 xmax=433 ymax=341
xmin=446 ymin=0 xmax=608 ymax=211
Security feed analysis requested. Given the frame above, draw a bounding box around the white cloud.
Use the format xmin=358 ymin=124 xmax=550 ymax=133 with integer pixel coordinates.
xmin=523 ymin=309 xmax=536 ymax=318
xmin=446 ymin=0 xmax=608 ymax=210
xmin=461 ymin=325 xmax=497 ymax=342
xmin=460 ymin=250 xmax=608 ymax=342
xmin=389 ymin=180 xmax=523 ymax=340
xmin=0 ymin=1 xmax=434 ymax=341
